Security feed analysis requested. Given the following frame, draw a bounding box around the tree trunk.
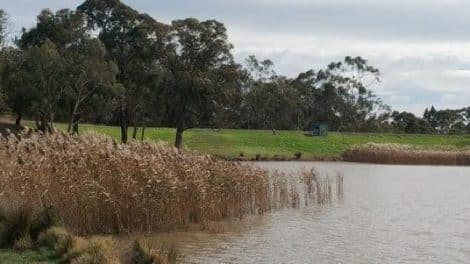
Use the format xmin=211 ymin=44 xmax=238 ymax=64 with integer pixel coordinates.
xmin=38 ymin=115 xmax=47 ymax=133
xmin=73 ymin=122 xmax=79 ymax=135
xmin=48 ymin=106 xmax=54 ymax=134
xmin=132 ymin=125 xmax=138 ymax=140
xmin=15 ymin=114 xmax=22 ymax=127
xmin=120 ymin=103 xmax=128 ymax=144
xmin=35 ymin=116 xmax=41 ymax=132
xmin=175 ymin=105 xmax=185 ymax=150
xmin=175 ymin=125 xmax=184 ymax=150
xmin=67 ymin=117 xmax=73 ymax=134
xmin=141 ymin=126 xmax=146 ymax=141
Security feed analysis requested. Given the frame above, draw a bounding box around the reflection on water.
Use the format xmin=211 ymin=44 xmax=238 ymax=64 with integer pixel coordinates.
xmin=142 ymin=162 xmax=470 ymax=264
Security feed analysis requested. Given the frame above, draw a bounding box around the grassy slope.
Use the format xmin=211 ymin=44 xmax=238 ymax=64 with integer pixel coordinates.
xmin=57 ymin=123 xmax=470 ymax=160
xmin=0 ymin=249 xmax=57 ymax=264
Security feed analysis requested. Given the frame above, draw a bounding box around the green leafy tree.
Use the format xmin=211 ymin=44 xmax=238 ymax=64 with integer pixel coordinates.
xmin=78 ymin=0 xmax=170 ymax=143
xmin=22 ymin=40 xmax=64 ymax=132
xmin=0 ymin=9 xmax=9 ymax=113
xmin=391 ymin=111 xmax=433 ymax=134
xmin=18 ymin=9 xmax=86 ymax=51
xmin=163 ymin=18 xmax=235 ymax=149
xmin=63 ymin=38 xmax=119 ymax=134
xmin=292 ymin=56 xmax=387 ymax=131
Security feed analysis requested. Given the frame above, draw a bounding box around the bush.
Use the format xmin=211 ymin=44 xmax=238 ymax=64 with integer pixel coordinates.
xmin=0 ymin=206 xmax=33 ymax=248
xmin=37 ymin=227 xmax=74 ymax=256
xmin=127 ymin=240 xmax=156 ymax=264
xmin=126 ymin=240 xmax=177 ymax=264
xmin=30 ymin=206 xmax=63 ymax=241
xmin=13 ymin=234 xmax=33 ymax=251
xmin=66 ymin=237 xmax=116 ymax=264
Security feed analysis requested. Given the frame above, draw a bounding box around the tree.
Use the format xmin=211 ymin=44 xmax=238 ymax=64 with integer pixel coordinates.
xmin=391 ymin=111 xmax=432 ymax=134
xmin=63 ymin=38 xmax=118 ymax=134
xmin=0 ymin=9 xmax=9 ymax=113
xmin=291 ymin=56 xmax=387 ymax=131
xmin=78 ymin=0 xmax=170 ymax=143
xmin=22 ymin=40 xmax=64 ymax=132
xmin=18 ymin=9 xmax=86 ymax=51
xmin=163 ymin=18 xmax=235 ymax=149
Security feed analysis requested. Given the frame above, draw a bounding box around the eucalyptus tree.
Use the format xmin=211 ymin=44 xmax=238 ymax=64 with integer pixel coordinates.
xmin=17 ymin=8 xmax=119 ymax=133
xmin=163 ymin=18 xmax=236 ymax=149
xmin=18 ymin=9 xmax=86 ymax=51
xmin=292 ymin=56 xmax=387 ymax=131
xmin=22 ymin=40 xmax=64 ymax=132
xmin=0 ymin=9 xmax=9 ymax=113
xmin=78 ymin=0 xmax=170 ymax=143
xmin=63 ymin=38 xmax=119 ymax=134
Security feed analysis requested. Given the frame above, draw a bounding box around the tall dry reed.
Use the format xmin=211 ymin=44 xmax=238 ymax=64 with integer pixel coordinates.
xmin=342 ymin=143 xmax=470 ymax=166
xmin=0 ymin=133 xmax=272 ymax=235
xmin=0 ymin=132 xmax=344 ymax=236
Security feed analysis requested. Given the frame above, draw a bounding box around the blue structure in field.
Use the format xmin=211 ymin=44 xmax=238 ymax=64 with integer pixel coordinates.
xmin=310 ymin=123 xmax=329 ymax=136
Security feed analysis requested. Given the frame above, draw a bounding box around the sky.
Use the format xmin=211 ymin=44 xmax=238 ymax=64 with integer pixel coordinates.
xmin=2 ymin=0 xmax=470 ymax=115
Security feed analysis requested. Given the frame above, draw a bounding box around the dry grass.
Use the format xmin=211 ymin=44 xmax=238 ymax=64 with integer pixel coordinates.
xmin=0 ymin=132 xmax=344 ymax=239
xmin=342 ymin=143 xmax=470 ymax=166
xmin=0 ymin=132 xmax=274 ymax=235
xmin=0 ymin=132 xmax=346 ymax=263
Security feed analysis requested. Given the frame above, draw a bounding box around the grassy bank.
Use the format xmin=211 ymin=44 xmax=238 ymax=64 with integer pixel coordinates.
xmin=52 ymin=123 xmax=470 ymax=160
xmin=0 ymin=249 xmax=57 ymax=263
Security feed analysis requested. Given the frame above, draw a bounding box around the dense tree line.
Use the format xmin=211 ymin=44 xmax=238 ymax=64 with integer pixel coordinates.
xmin=0 ymin=1 xmax=468 ymax=148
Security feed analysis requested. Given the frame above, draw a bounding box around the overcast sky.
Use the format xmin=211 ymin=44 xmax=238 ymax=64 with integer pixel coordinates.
xmin=3 ymin=0 xmax=470 ymax=115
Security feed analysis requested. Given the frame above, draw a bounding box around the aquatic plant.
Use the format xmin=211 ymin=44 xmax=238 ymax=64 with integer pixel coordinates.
xmin=0 ymin=132 xmax=272 ymax=235
xmin=342 ymin=143 xmax=470 ymax=165
xmin=0 ymin=132 xmax=344 ymax=236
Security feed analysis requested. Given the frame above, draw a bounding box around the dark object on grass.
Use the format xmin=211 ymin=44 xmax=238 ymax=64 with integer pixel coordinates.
xmin=294 ymin=152 xmax=302 ymax=160
xmin=255 ymin=154 xmax=261 ymax=161
xmin=309 ymin=123 xmax=328 ymax=136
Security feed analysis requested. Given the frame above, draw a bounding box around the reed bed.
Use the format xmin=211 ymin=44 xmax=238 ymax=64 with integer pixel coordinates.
xmin=342 ymin=143 xmax=470 ymax=166
xmin=0 ymin=132 xmax=343 ymax=237
xmin=0 ymin=132 xmax=272 ymax=235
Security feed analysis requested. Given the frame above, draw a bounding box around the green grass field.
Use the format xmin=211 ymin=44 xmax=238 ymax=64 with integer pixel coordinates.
xmin=54 ymin=123 xmax=470 ymax=160
xmin=0 ymin=249 xmax=57 ymax=264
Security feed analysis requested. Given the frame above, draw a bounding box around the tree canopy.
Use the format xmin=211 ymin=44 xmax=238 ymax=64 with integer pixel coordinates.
xmin=0 ymin=1 xmax=468 ymax=146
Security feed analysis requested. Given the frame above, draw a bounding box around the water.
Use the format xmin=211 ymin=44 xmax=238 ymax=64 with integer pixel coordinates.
xmin=154 ymin=162 xmax=470 ymax=264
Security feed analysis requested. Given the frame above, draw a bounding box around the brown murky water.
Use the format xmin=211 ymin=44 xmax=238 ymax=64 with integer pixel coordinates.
xmin=146 ymin=162 xmax=470 ymax=264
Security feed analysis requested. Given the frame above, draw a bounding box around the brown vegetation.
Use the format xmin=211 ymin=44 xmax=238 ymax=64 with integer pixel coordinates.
xmin=342 ymin=143 xmax=470 ymax=166
xmin=0 ymin=132 xmax=345 ymax=263
xmin=0 ymin=132 xmax=274 ymax=235
xmin=0 ymin=132 xmax=343 ymax=236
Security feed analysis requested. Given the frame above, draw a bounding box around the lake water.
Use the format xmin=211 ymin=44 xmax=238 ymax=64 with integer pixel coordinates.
xmin=156 ymin=162 xmax=470 ymax=264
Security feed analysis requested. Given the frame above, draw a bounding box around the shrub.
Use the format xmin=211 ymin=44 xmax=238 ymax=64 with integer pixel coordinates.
xmin=127 ymin=240 xmax=156 ymax=264
xmin=66 ymin=237 xmax=117 ymax=264
xmin=126 ymin=240 xmax=178 ymax=264
xmin=37 ymin=227 xmax=74 ymax=256
xmin=0 ymin=206 xmax=33 ymax=248
xmin=30 ymin=206 xmax=63 ymax=241
xmin=13 ymin=234 xmax=33 ymax=251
